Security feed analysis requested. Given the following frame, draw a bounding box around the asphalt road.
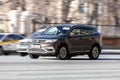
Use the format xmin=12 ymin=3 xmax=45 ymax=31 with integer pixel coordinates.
xmin=0 ymin=52 xmax=120 ymax=80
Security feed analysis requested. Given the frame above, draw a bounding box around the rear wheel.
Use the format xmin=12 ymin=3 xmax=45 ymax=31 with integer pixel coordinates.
xmin=88 ymin=46 xmax=100 ymax=60
xmin=3 ymin=53 xmax=9 ymax=55
xmin=57 ymin=46 xmax=71 ymax=60
xmin=29 ymin=54 xmax=39 ymax=59
xmin=20 ymin=53 xmax=28 ymax=56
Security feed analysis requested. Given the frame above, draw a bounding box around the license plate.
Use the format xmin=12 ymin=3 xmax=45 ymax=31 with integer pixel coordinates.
xmin=30 ymin=45 xmax=40 ymax=48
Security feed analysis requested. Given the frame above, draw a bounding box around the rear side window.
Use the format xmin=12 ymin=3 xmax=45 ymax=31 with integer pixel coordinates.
xmin=80 ymin=29 xmax=96 ymax=35
xmin=70 ymin=28 xmax=81 ymax=36
xmin=70 ymin=28 xmax=96 ymax=36
xmin=4 ymin=34 xmax=24 ymax=41
xmin=4 ymin=34 xmax=16 ymax=41
xmin=14 ymin=35 xmax=24 ymax=40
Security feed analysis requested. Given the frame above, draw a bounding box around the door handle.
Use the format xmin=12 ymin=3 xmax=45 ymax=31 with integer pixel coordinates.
xmin=91 ymin=37 xmax=94 ymax=40
xmin=79 ymin=38 xmax=82 ymax=40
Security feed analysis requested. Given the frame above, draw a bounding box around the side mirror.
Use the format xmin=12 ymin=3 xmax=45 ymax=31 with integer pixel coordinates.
xmin=69 ymin=32 xmax=75 ymax=37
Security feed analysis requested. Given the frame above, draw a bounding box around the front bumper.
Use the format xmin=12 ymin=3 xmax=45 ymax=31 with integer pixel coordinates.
xmin=17 ymin=48 xmax=28 ymax=53
xmin=17 ymin=45 xmax=29 ymax=53
xmin=28 ymin=44 xmax=56 ymax=56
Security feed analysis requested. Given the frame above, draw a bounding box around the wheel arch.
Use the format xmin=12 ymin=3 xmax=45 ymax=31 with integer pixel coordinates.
xmin=56 ymin=43 xmax=69 ymax=55
xmin=0 ymin=45 xmax=3 ymax=49
xmin=91 ymin=43 xmax=101 ymax=52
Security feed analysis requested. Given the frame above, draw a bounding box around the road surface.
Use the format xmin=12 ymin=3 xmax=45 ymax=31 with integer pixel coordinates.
xmin=0 ymin=53 xmax=120 ymax=80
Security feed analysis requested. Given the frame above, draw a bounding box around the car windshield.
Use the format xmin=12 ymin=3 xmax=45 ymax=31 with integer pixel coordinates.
xmin=42 ymin=26 xmax=70 ymax=35
xmin=0 ymin=34 xmax=4 ymax=40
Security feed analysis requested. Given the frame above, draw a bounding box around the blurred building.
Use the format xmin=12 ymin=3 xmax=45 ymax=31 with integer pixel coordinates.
xmin=0 ymin=0 xmax=120 ymax=35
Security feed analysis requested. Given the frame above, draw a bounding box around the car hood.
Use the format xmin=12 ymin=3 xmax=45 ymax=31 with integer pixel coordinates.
xmin=31 ymin=35 xmax=63 ymax=39
xmin=19 ymin=38 xmax=31 ymax=42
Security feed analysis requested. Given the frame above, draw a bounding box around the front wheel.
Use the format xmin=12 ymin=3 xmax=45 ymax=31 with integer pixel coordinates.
xmin=0 ymin=47 xmax=3 ymax=55
xmin=20 ymin=53 xmax=28 ymax=56
xmin=3 ymin=53 xmax=9 ymax=55
xmin=29 ymin=54 xmax=39 ymax=59
xmin=0 ymin=47 xmax=9 ymax=55
xmin=57 ymin=46 xmax=71 ymax=60
xmin=88 ymin=46 xmax=100 ymax=60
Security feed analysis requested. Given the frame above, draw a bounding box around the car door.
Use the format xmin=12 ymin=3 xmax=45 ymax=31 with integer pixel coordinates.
xmin=13 ymin=34 xmax=24 ymax=50
xmin=79 ymin=28 xmax=95 ymax=51
xmin=2 ymin=34 xmax=22 ymax=51
xmin=67 ymin=28 xmax=83 ymax=53
xmin=2 ymin=34 xmax=16 ymax=51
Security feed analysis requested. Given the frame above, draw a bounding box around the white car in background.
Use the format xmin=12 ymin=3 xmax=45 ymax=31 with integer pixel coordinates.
xmin=16 ymin=28 xmax=46 ymax=56
xmin=0 ymin=33 xmax=24 ymax=55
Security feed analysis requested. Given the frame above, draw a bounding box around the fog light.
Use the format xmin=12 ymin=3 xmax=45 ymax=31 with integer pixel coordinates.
xmin=45 ymin=47 xmax=55 ymax=52
xmin=46 ymin=49 xmax=53 ymax=51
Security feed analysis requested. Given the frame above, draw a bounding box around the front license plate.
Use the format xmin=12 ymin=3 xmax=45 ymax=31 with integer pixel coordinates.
xmin=31 ymin=45 xmax=40 ymax=48
xmin=21 ymin=45 xmax=29 ymax=48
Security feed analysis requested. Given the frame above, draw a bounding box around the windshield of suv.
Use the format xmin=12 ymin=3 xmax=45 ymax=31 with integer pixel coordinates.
xmin=42 ymin=26 xmax=70 ymax=35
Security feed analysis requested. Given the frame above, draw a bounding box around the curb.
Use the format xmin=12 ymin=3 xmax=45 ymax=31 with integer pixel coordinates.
xmin=101 ymin=49 xmax=120 ymax=54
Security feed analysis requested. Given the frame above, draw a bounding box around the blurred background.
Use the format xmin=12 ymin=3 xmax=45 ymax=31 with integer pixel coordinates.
xmin=0 ymin=0 xmax=120 ymax=49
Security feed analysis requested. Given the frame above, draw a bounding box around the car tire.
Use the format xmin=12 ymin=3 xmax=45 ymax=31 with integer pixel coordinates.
xmin=3 ymin=53 xmax=9 ymax=55
xmin=88 ymin=46 xmax=100 ymax=60
xmin=57 ymin=46 xmax=70 ymax=60
xmin=20 ymin=53 xmax=28 ymax=56
xmin=0 ymin=47 xmax=3 ymax=55
xmin=29 ymin=54 xmax=39 ymax=59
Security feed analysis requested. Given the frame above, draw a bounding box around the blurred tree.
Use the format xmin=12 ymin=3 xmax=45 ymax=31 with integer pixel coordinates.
xmin=25 ymin=0 xmax=49 ymax=23
xmin=0 ymin=1 xmax=3 ymax=5
xmin=86 ymin=0 xmax=105 ymax=25
xmin=87 ymin=0 xmax=120 ymax=26
xmin=2 ymin=0 xmax=120 ymax=26
xmin=62 ymin=0 xmax=73 ymax=23
xmin=3 ymin=0 xmax=26 ymax=11
xmin=111 ymin=0 xmax=119 ymax=27
xmin=87 ymin=2 xmax=99 ymax=25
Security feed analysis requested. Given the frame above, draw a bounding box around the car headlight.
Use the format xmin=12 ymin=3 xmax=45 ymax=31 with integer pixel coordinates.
xmin=43 ymin=39 xmax=57 ymax=43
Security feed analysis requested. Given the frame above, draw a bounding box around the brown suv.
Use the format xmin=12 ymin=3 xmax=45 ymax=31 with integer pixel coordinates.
xmin=28 ymin=24 xmax=102 ymax=60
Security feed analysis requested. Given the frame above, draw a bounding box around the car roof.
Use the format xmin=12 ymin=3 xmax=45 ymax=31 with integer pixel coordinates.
xmin=73 ymin=24 xmax=96 ymax=29
xmin=55 ymin=24 xmax=95 ymax=29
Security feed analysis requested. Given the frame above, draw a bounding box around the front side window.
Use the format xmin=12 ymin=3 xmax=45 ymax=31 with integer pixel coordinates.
xmin=70 ymin=28 xmax=81 ymax=36
xmin=15 ymin=35 xmax=24 ymax=40
xmin=43 ymin=26 xmax=70 ymax=35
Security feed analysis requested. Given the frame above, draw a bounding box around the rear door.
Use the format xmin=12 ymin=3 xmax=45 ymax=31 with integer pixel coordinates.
xmin=79 ymin=28 xmax=97 ymax=51
xmin=2 ymin=34 xmax=23 ymax=51
xmin=67 ymin=28 xmax=83 ymax=53
xmin=67 ymin=27 xmax=96 ymax=53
